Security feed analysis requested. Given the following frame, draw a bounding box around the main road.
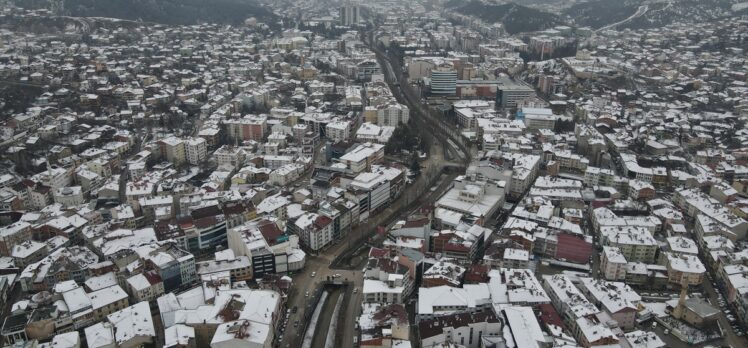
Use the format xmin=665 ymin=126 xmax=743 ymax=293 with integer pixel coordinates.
xmin=278 ymin=140 xmax=461 ymax=347
xmin=278 ymin=29 xmax=472 ymax=348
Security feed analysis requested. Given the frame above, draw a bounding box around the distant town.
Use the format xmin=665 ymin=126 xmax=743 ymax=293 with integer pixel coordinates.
xmin=0 ymin=1 xmax=747 ymax=348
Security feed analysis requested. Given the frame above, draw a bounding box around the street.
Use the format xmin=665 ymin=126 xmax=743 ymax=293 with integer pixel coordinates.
xmin=703 ymin=277 xmax=747 ymax=347
xmin=277 ymin=137 xmax=462 ymax=347
xmin=278 ymin=254 xmax=362 ymax=347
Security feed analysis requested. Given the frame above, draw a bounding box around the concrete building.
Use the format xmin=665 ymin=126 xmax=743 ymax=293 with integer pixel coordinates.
xmin=339 ymin=4 xmax=360 ymax=26
xmin=158 ymin=137 xmax=186 ymax=166
xmin=326 ymin=121 xmax=351 ymax=142
xmin=53 ymin=186 xmax=84 ymax=207
xmin=664 ymin=252 xmax=706 ymax=287
xmin=600 ymin=246 xmax=627 ymax=281
xmin=376 ymin=103 xmax=410 ymax=127
xmin=289 ymin=213 xmax=333 ymax=252
xmin=185 ymin=137 xmax=207 ymax=165
xmin=418 ymin=310 xmax=500 ymax=348
xmin=430 ymin=65 xmax=458 ymax=95
xmin=127 ymin=271 xmax=165 ymax=302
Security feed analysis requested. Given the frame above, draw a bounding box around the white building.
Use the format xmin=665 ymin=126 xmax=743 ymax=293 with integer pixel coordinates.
xmin=673 ymin=188 xmax=748 ymax=242
xmin=269 ymin=163 xmax=305 ymax=186
xmin=32 ymin=165 xmax=72 ymax=189
xmin=227 ymin=219 xmax=306 ymax=275
xmin=501 ymin=306 xmax=550 ymax=348
xmin=348 ymin=171 xmax=391 ymax=219
xmin=185 ymin=137 xmax=207 ymax=165
xmin=542 ymin=274 xmax=599 ymax=326
xmin=376 ymin=103 xmax=410 ymax=127
xmin=600 ymin=246 xmax=627 ymax=281
xmin=126 ymin=272 xmax=165 ymax=303
xmin=578 ymin=277 xmax=640 ymax=330
xmin=664 ymin=252 xmax=706 ymax=286
xmin=338 ymin=143 xmax=385 ymax=173
xmin=157 ymin=288 xmax=280 ymax=348
xmin=502 ymin=248 xmax=529 ymax=269
xmin=326 ymin=121 xmax=351 ymax=142
xmin=435 ymin=176 xmax=505 ymax=227
xmin=417 ymin=284 xmax=492 ymax=321
xmin=521 ymin=108 xmax=557 ymax=130
xmin=419 ymin=310 xmax=501 ymax=348
xmin=289 ymin=212 xmax=333 ymax=252
xmin=355 ymin=122 xmax=395 ymax=144
xmin=107 ymin=301 xmax=156 ymax=348
xmin=53 ymin=186 xmax=84 ymax=207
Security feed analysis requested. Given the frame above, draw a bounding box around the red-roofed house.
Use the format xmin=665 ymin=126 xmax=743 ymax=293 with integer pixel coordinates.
xmin=555 ymin=232 xmax=593 ymax=264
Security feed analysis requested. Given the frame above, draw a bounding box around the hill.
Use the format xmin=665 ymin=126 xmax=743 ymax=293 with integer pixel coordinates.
xmin=565 ymin=0 xmax=742 ymax=30
xmin=622 ymin=0 xmax=738 ymax=30
xmin=562 ymin=0 xmax=640 ymax=29
xmin=14 ymin=0 xmax=276 ymax=26
xmin=450 ymin=1 xmax=563 ymax=34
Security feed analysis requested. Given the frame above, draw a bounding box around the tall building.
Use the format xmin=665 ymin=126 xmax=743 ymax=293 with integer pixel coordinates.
xmin=430 ymin=65 xmax=458 ymax=96
xmin=157 ymin=137 xmax=186 ymax=165
xmin=376 ymin=103 xmax=410 ymax=127
xmin=339 ymin=4 xmax=360 ymax=26
xmin=185 ymin=137 xmax=207 ymax=165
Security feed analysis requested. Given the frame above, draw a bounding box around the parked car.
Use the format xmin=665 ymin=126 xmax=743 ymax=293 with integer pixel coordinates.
xmin=311 ymin=272 xmax=316 ymax=277
xmin=305 ymin=291 xmax=309 ymax=297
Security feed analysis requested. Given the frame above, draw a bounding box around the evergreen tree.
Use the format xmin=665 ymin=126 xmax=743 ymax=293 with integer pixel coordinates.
xmin=410 ymin=155 xmax=421 ymax=177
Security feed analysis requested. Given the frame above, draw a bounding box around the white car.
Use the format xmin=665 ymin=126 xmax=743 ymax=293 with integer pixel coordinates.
xmin=305 ymin=291 xmax=309 ymax=297
xmin=311 ymin=272 xmax=316 ymax=277
xmin=333 ymin=274 xmax=341 ymax=278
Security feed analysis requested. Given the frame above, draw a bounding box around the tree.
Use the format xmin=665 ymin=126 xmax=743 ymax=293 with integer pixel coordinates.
xmin=553 ymin=119 xmax=575 ymax=133
xmin=410 ymin=155 xmax=421 ymax=177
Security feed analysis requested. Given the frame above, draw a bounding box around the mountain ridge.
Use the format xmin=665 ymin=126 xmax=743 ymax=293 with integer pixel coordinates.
xmin=13 ymin=0 xmax=276 ymax=26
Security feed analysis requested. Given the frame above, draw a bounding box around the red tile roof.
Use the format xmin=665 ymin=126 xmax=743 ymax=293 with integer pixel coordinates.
xmin=538 ymin=303 xmax=565 ymax=329
xmin=257 ymin=220 xmax=283 ymax=245
xmin=314 ymin=215 xmax=333 ymax=229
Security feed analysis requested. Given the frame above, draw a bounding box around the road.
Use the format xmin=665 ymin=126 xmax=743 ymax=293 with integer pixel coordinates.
xmin=278 ymin=28 xmax=474 ymax=348
xmin=703 ymin=276 xmax=747 ymax=347
xmin=279 ymin=255 xmax=362 ymax=347
xmin=278 ymin=132 xmax=461 ymax=348
xmin=596 ymin=5 xmax=649 ymax=32
xmin=364 ymin=30 xmax=473 ymax=167
xmin=309 ymin=288 xmax=342 ymax=348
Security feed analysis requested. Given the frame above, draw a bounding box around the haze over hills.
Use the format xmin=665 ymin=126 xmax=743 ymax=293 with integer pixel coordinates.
xmin=444 ymin=0 xmax=748 ymax=33
xmin=447 ymin=0 xmax=564 ymax=34
xmin=564 ymin=0 xmax=746 ymax=30
xmin=562 ymin=0 xmax=642 ymax=29
xmin=13 ymin=0 xmax=276 ymax=26
xmin=2 ymin=0 xmax=748 ymax=347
